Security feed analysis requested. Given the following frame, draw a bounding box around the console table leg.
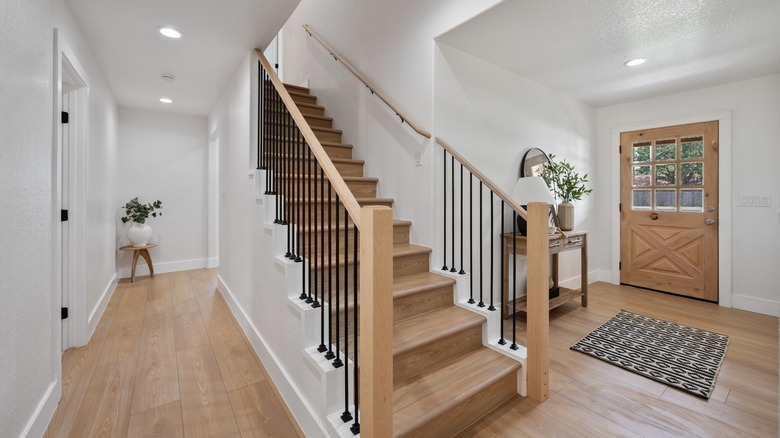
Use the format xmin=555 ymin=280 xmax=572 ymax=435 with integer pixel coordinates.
xmin=131 ymin=251 xmax=140 ymax=283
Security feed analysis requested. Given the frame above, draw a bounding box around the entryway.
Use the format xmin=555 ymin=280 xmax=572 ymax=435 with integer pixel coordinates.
xmin=619 ymin=121 xmax=719 ymax=301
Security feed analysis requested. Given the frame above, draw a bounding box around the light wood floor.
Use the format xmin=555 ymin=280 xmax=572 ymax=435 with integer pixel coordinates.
xmin=44 ymin=271 xmax=778 ymax=437
xmin=44 ymin=269 xmax=302 ymax=438
xmin=460 ymin=282 xmax=780 ymax=438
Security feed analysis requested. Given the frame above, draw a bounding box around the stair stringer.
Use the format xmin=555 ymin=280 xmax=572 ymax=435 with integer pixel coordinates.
xmin=436 ymin=270 xmax=527 ymax=397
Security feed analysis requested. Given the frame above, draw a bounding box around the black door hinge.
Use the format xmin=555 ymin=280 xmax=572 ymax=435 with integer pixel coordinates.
xmin=61 ymin=209 xmax=68 ymax=221
xmin=619 ymin=262 xmax=622 ymax=270
xmin=61 ymin=111 xmax=69 ymax=124
xmin=61 ymin=307 xmax=69 ymax=319
xmin=275 ymin=63 xmax=279 ymax=69
xmin=619 ymin=203 xmax=622 ymax=212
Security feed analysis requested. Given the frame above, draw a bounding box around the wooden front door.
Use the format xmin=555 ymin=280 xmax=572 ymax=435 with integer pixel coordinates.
xmin=620 ymin=121 xmax=718 ymax=301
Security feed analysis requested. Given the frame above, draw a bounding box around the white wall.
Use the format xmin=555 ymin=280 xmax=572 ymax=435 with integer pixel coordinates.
xmin=280 ymin=0 xmax=503 ymax=252
xmin=0 ymin=0 xmax=119 ymax=436
xmin=118 ymin=108 xmax=209 ymax=276
xmin=596 ymin=74 xmax=780 ymax=316
xmin=433 ymin=43 xmax=599 ymax=287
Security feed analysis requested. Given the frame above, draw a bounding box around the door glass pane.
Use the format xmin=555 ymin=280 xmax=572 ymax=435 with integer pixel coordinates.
xmin=655 ymin=189 xmax=677 ymax=211
xmin=681 ymin=136 xmax=704 ymax=159
xmin=633 ymin=165 xmax=651 ymax=186
xmin=655 ymin=163 xmax=676 ymax=186
xmin=633 ymin=144 xmax=651 ymax=162
xmin=680 ymin=162 xmax=703 ymax=186
xmin=655 ymin=139 xmax=676 ymax=162
xmin=632 ymin=189 xmax=651 ymax=210
xmin=681 ymin=189 xmax=704 ymax=212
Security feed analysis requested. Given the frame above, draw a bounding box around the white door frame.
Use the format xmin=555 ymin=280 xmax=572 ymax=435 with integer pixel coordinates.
xmin=208 ymin=130 xmax=220 ymax=268
xmin=54 ymin=29 xmax=89 ymax=351
xmin=610 ymin=110 xmax=732 ymax=308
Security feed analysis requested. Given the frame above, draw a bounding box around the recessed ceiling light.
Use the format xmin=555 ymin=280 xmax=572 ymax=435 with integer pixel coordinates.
xmin=160 ymin=73 xmax=176 ymax=82
xmin=624 ymin=58 xmax=647 ymax=67
xmin=158 ymin=27 xmax=182 ymax=39
xmin=159 ymin=98 xmax=173 ymax=103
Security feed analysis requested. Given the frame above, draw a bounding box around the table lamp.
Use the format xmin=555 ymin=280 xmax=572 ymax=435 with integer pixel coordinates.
xmin=510 ymin=176 xmax=556 ymax=235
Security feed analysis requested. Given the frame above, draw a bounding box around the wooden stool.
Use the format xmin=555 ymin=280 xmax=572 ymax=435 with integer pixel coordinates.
xmin=119 ymin=244 xmax=157 ymax=282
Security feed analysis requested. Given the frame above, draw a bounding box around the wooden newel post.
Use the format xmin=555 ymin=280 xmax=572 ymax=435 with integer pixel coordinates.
xmin=359 ymin=206 xmax=393 ymax=436
xmin=526 ymin=202 xmax=550 ymax=402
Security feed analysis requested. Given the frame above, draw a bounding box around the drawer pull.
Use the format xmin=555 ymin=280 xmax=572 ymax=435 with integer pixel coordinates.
xmin=549 ymin=241 xmax=563 ymax=248
xmin=568 ymin=238 xmax=581 ymax=245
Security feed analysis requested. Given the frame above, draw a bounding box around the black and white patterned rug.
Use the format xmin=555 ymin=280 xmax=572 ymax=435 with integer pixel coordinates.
xmin=570 ymin=310 xmax=729 ymax=399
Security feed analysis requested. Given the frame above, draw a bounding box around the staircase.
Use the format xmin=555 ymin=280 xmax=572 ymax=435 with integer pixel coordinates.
xmin=279 ymin=83 xmax=521 ymax=437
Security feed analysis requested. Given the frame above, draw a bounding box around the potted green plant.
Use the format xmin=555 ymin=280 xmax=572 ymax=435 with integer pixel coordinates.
xmin=121 ymin=197 xmax=163 ymax=247
xmin=541 ymin=154 xmax=592 ymax=231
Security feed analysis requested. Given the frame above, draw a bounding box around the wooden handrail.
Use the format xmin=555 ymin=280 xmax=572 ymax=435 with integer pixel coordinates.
xmin=303 ymin=24 xmax=432 ymax=139
xmin=435 ymin=137 xmax=528 ymax=220
xmin=255 ymin=49 xmax=363 ymax=225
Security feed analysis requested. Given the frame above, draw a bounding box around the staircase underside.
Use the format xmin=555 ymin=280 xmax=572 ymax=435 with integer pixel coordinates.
xmin=276 ymin=83 xmax=521 ymax=437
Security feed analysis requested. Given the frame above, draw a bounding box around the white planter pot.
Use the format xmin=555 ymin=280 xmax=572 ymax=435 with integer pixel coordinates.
xmin=127 ymin=222 xmax=152 ymax=247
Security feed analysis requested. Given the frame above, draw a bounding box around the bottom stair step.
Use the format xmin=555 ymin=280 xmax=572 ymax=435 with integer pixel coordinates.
xmin=392 ymin=348 xmax=521 ymax=437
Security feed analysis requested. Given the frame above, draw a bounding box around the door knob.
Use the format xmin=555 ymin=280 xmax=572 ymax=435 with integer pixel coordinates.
xmin=705 ymin=219 xmax=715 ymax=225
xmin=707 ymin=205 xmax=716 ymax=212
xmin=650 ymin=213 xmax=659 ymax=220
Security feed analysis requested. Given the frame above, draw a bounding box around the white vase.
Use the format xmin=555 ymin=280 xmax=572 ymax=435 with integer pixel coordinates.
xmin=127 ymin=222 xmax=152 ymax=247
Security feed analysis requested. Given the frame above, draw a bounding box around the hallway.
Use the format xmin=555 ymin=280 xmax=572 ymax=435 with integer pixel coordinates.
xmin=44 ymin=269 xmax=300 ymax=437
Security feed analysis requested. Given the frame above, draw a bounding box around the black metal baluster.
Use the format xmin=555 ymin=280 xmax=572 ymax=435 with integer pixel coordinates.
xmin=311 ymin=162 xmax=321 ymax=309
xmin=450 ymin=155 xmax=456 ymax=273
xmin=325 ymin=182 xmax=335 ymax=360
xmin=459 ymin=164 xmax=465 ymax=275
xmin=317 ymin=171 xmax=327 ymax=356
xmin=306 ymin=143 xmax=314 ymax=304
xmin=264 ymin=72 xmax=271 ymax=194
xmin=511 ymin=211 xmax=518 ymax=350
xmin=296 ymin=131 xmax=303 ymax=264
xmin=499 ymin=202 xmax=506 ymax=345
xmin=468 ymin=173 xmax=474 ymax=305
xmin=275 ymin=90 xmax=282 ymax=222
xmin=350 ymin=224 xmax=359 ymax=435
xmin=489 ymin=191 xmax=496 ymax=311
xmin=257 ymin=61 xmax=265 ymax=170
xmin=478 ymin=181 xmax=485 ymax=308
xmin=284 ymin=108 xmax=292 ymax=259
xmin=341 ymin=205 xmax=352 ymax=423
xmin=442 ymin=149 xmax=448 ymax=271
xmin=333 ymin=195 xmax=343 ymax=368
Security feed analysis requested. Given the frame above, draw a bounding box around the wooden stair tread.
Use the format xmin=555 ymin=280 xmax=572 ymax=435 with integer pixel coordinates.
xmin=283 ymin=83 xmax=309 ymax=93
xmin=264 ymin=154 xmax=363 ymax=165
xmin=279 ymin=175 xmax=377 ymax=182
xmin=393 ymin=306 xmax=484 ymax=356
xmin=287 ymin=197 xmax=393 ymax=205
xmin=392 ymin=349 xmax=520 ymax=437
xmin=309 ymin=243 xmax=430 ymax=270
xmin=292 ymin=101 xmax=325 ymax=112
xmin=393 ymin=272 xmax=455 ymax=299
xmin=301 ymin=218 xmax=408 ymax=233
xmin=286 ymin=90 xmax=314 ymax=99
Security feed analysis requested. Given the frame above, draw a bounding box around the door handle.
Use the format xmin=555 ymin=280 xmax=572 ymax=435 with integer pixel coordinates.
xmin=650 ymin=213 xmax=659 ymax=220
xmin=705 ymin=219 xmax=715 ymax=225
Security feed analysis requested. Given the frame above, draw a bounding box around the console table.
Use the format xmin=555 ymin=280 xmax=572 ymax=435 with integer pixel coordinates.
xmin=502 ymin=231 xmax=588 ymax=319
xmin=119 ymin=243 xmax=157 ymax=283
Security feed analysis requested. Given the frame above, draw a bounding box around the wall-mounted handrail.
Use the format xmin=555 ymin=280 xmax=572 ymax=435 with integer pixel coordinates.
xmin=436 ymin=137 xmax=527 ymax=220
xmin=255 ymin=48 xmax=363 ymax=225
xmin=303 ymin=24 xmax=432 ymax=139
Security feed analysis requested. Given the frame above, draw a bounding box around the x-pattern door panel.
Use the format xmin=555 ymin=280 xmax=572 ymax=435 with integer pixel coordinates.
xmin=620 ymin=121 xmax=718 ymax=301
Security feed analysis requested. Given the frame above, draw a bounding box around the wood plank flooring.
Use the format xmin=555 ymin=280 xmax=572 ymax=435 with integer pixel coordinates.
xmin=460 ymin=282 xmax=779 ymax=438
xmin=44 ymin=270 xmax=778 ymax=437
xmin=44 ymin=269 xmax=301 ymax=438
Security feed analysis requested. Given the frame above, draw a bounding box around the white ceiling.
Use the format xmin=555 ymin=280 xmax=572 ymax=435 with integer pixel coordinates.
xmin=65 ymin=0 xmax=300 ymax=116
xmin=437 ymin=0 xmax=780 ymax=107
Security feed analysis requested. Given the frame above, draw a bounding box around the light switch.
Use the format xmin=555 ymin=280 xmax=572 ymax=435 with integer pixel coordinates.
xmin=738 ymin=193 xmax=771 ymax=207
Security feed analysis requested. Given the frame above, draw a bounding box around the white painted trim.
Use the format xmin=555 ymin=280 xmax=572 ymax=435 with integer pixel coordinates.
xmin=206 ymin=257 xmax=220 ymax=268
xmin=88 ymin=274 xmax=118 ymax=337
xmin=558 ymin=269 xmax=609 ymax=290
xmin=731 ymin=294 xmax=780 ymax=317
xmin=217 ymin=275 xmax=329 ymax=437
xmin=610 ymin=111 xmax=732 ymax=307
xmin=118 ymin=258 xmax=210 ymax=279
xmin=19 ymin=380 xmax=59 ymax=438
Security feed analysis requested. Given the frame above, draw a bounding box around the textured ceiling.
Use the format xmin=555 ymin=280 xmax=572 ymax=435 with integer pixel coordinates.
xmin=437 ymin=0 xmax=780 ymax=107
xmin=65 ymin=0 xmax=299 ymax=115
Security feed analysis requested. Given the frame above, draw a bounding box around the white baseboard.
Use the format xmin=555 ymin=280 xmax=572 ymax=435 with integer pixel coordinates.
xmin=206 ymin=257 xmax=219 ymax=269
xmin=118 ymin=258 xmax=208 ymax=279
xmin=20 ymin=380 xmax=59 ymax=438
xmin=732 ymin=294 xmax=780 ymax=317
xmin=88 ymin=273 xmax=117 ymax=338
xmin=216 ymin=275 xmax=328 ymax=437
xmin=558 ymin=269 xmax=608 ymax=289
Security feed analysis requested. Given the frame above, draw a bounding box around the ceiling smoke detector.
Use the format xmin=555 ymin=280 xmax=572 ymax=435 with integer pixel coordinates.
xmin=161 ymin=74 xmax=176 ymax=82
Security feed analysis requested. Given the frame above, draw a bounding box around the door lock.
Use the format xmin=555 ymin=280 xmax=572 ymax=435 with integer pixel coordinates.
xmin=707 ymin=205 xmax=716 ymax=212
xmin=650 ymin=213 xmax=659 ymax=220
xmin=705 ymin=219 xmax=715 ymax=225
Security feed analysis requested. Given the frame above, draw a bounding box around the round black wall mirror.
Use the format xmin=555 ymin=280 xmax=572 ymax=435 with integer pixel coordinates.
xmin=520 ymin=148 xmax=550 ymax=178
